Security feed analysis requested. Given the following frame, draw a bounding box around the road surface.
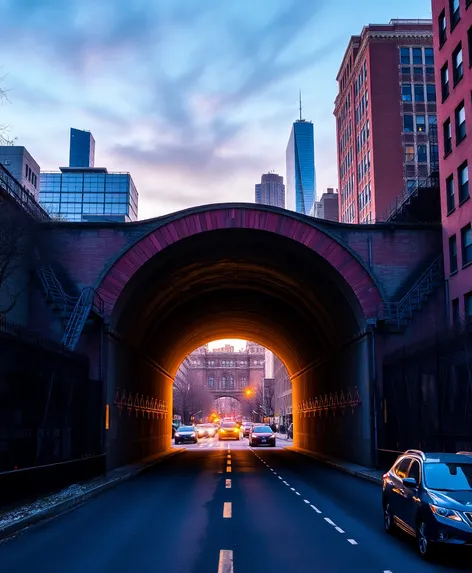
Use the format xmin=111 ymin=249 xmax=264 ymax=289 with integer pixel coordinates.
xmin=0 ymin=438 xmax=470 ymax=572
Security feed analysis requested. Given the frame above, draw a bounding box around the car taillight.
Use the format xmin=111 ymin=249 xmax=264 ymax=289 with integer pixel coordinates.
xmin=382 ymin=473 xmax=389 ymax=480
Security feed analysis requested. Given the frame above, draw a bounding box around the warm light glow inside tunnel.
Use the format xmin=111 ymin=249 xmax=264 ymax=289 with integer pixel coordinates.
xmin=104 ymin=226 xmax=376 ymax=468
xmin=110 ymin=228 xmax=366 ymax=379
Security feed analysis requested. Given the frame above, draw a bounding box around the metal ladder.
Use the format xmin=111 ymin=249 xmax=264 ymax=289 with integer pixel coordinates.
xmin=61 ymin=287 xmax=95 ymax=351
xmin=37 ymin=265 xmax=77 ymax=314
xmin=378 ymin=255 xmax=444 ymax=331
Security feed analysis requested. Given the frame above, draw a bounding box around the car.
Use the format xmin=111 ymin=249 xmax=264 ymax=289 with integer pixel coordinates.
xmin=249 ymin=425 xmax=276 ymax=447
xmin=174 ymin=425 xmax=198 ymax=444
xmin=218 ymin=421 xmax=240 ymax=440
xmin=195 ymin=423 xmax=217 ymax=438
xmin=382 ymin=449 xmax=472 ymax=559
xmin=241 ymin=422 xmax=253 ymax=437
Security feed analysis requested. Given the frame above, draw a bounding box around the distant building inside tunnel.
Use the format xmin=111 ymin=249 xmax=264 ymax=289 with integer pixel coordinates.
xmin=174 ymin=341 xmax=266 ymax=419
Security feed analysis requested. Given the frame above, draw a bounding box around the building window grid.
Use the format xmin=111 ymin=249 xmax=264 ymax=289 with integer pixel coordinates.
xmin=459 ymin=161 xmax=470 ymax=203
xmin=439 ymin=10 xmax=447 ymax=46
xmin=455 ymin=101 xmax=466 ymax=143
xmin=450 ymin=234 xmax=458 ymax=273
xmin=446 ymin=174 xmax=455 ymax=213
xmin=453 ymin=44 xmax=464 ymax=84
xmin=450 ymin=0 xmax=460 ymax=29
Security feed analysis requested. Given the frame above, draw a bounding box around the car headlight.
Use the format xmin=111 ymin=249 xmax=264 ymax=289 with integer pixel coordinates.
xmin=174 ymin=433 xmax=180 ymax=437
xmin=430 ymin=505 xmax=464 ymax=522
xmin=233 ymin=428 xmax=239 ymax=432
xmin=191 ymin=433 xmax=196 ymax=437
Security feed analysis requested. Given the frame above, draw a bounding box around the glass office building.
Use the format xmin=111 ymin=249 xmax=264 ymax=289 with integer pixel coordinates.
xmin=40 ymin=167 xmax=138 ymax=222
xmin=285 ymin=120 xmax=316 ymax=214
xmin=69 ymin=128 xmax=95 ymax=168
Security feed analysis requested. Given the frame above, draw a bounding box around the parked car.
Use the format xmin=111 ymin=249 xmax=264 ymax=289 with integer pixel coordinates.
xmin=249 ymin=425 xmax=276 ymax=447
xmin=174 ymin=425 xmax=198 ymax=444
xmin=382 ymin=449 xmax=472 ymax=559
xmin=218 ymin=421 xmax=240 ymax=440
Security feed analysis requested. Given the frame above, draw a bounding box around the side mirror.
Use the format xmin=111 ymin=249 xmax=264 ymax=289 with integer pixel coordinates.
xmin=402 ymin=477 xmax=418 ymax=488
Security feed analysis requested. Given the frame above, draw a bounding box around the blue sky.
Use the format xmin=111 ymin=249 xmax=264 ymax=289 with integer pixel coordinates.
xmin=1 ymin=0 xmax=432 ymax=219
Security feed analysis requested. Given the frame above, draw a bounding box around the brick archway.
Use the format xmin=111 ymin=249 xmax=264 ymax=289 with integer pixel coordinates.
xmin=97 ymin=206 xmax=382 ymax=318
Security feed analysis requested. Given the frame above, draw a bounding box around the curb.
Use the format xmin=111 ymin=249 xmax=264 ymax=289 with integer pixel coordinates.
xmin=284 ymin=446 xmax=383 ymax=486
xmin=0 ymin=448 xmax=185 ymax=541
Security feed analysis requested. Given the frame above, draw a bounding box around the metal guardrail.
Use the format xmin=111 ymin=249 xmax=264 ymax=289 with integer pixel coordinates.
xmin=377 ymin=255 xmax=443 ymax=330
xmin=0 ymin=162 xmax=50 ymax=220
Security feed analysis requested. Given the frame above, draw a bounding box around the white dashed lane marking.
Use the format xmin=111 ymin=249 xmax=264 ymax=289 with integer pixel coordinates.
xmin=225 ymin=479 xmax=231 ymax=489
xmin=247 ymin=445 xmax=357 ymax=546
xmin=223 ymin=502 xmax=232 ymax=518
xmin=217 ymin=550 xmax=233 ymax=573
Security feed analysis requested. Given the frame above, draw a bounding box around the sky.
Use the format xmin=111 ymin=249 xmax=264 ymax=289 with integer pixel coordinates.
xmin=0 ymin=0 xmax=432 ymax=220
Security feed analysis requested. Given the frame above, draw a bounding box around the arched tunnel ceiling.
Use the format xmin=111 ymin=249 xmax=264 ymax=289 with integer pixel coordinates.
xmin=110 ymin=228 xmax=368 ymax=377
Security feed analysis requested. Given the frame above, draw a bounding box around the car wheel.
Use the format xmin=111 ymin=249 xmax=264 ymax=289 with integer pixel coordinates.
xmin=416 ymin=520 xmax=435 ymax=559
xmin=383 ymin=503 xmax=395 ymax=534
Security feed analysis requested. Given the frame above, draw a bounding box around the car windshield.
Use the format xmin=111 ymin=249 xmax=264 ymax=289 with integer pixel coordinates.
xmin=221 ymin=423 xmax=236 ymax=428
xmin=178 ymin=426 xmax=194 ymax=432
xmin=424 ymin=462 xmax=472 ymax=490
xmin=253 ymin=426 xmax=272 ymax=433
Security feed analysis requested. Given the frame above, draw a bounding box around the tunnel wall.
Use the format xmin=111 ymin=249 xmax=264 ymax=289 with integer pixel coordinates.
xmin=293 ymin=334 xmax=373 ymax=467
xmin=105 ymin=336 xmax=173 ymax=470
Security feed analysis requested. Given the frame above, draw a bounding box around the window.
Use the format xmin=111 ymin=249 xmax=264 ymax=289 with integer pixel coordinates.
xmin=441 ymin=63 xmax=449 ymax=99
xmin=424 ymin=47 xmax=434 ymax=65
xmin=443 ymin=118 xmax=452 ymax=154
xmin=414 ymin=67 xmax=423 ymax=77
xmin=221 ymin=375 xmax=227 ymax=388
xmin=401 ymin=66 xmax=410 ymax=75
xmin=414 ymin=84 xmax=424 ymax=102
xmin=401 ymin=83 xmax=412 ymax=101
xmin=453 ymin=44 xmax=464 ymax=83
xmin=417 ymin=144 xmax=427 ymax=163
xmin=426 ymin=66 xmax=435 ymax=75
xmin=466 ymin=292 xmax=472 ymax=320
xmin=452 ymin=298 xmax=460 ymax=326
xmin=439 ymin=10 xmax=447 ymax=45
xmin=404 ymin=144 xmax=415 ymax=162
xmin=408 ymin=461 xmax=421 ymax=484
xmin=395 ymin=458 xmax=412 ymax=479
xmin=412 ymin=48 xmax=423 ymax=65
xmin=416 ymin=115 xmax=425 ymax=132
xmin=426 ymin=84 xmax=436 ymax=102
xmin=455 ymin=101 xmax=466 ymax=142
xmin=400 ymin=47 xmax=410 ymax=64
xmin=403 ymin=114 xmax=414 ymax=132
xmin=459 ymin=161 xmax=469 ymax=202
xmin=449 ymin=234 xmax=458 ymax=273
xmin=428 ymin=114 xmax=437 ymax=128
xmin=208 ymin=377 xmax=215 ymax=389
xmin=446 ymin=175 xmax=455 ymax=212
xmin=462 ymin=224 xmax=472 ymax=265
xmin=450 ymin=0 xmax=460 ymax=29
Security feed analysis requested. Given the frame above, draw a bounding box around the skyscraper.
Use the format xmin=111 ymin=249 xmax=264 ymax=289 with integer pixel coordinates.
xmin=255 ymin=172 xmax=285 ymax=208
xmin=334 ymin=20 xmax=435 ymax=224
xmin=286 ymin=101 xmax=316 ymax=214
xmin=69 ymin=128 xmax=95 ymax=168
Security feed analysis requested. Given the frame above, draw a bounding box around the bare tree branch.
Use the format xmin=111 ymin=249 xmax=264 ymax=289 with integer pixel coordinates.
xmin=0 ymin=72 xmax=16 ymax=146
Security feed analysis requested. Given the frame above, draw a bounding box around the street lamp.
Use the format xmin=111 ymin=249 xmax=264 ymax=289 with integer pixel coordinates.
xmin=244 ymin=388 xmax=253 ymax=397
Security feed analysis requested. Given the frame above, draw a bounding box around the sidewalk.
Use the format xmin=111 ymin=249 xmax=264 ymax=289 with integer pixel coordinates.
xmin=0 ymin=448 xmax=185 ymax=541
xmin=283 ymin=446 xmax=384 ymax=485
xmin=276 ymin=432 xmax=293 ymax=442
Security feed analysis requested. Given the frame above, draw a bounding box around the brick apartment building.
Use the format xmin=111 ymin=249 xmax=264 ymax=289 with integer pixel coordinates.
xmin=334 ymin=19 xmax=436 ymax=223
xmin=432 ymin=0 xmax=472 ymax=322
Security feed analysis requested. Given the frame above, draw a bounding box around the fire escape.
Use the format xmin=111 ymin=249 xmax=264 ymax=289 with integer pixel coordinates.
xmin=376 ymin=124 xmax=444 ymax=331
xmin=380 ymin=125 xmax=440 ymax=223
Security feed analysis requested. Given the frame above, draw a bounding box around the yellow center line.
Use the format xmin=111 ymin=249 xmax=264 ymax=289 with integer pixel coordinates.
xmin=226 ymin=465 xmax=232 ymax=472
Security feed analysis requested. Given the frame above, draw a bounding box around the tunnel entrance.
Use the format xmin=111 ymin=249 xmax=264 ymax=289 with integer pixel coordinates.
xmin=99 ymin=209 xmax=381 ymax=470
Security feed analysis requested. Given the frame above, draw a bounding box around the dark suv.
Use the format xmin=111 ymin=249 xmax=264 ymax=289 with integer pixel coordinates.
xmin=382 ymin=449 xmax=472 ymax=559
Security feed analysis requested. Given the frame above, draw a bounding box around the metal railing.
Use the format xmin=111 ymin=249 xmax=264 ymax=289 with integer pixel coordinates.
xmin=0 ymin=162 xmax=50 ymax=220
xmin=377 ymin=255 xmax=443 ymax=330
xmin=37 ymin=265 xmax=77 ymax=315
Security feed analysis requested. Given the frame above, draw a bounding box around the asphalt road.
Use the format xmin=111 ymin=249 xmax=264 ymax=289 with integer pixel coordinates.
xmin=0 ymin=437 xmax=471 ymax=573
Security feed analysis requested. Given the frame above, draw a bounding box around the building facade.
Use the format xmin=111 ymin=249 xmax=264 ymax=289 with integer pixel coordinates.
xmin=432 ymin=0 xmax=472 ymax=323
xmin=69 ymin=128 xmax=95 ymax=168
xmin=185 ymin=342 xmax=265 ymax=395
xmin=40 ymin=168 xmax=138 ymax=222
xmin=269 ymin=352 xmax=291 ymax=427
xmin=286 ymin=119 xmax=316 ymax=214
xmin=311 ymin=187 xmax=339 ymax=221
xmin=0 ymin=146 xmax=40 ymax=200
xmin=255 ymin=172 xmax=285 ymax=208
xmin=40 ymin=129 xmax=138 ymax=222
xmin=334 ymin=20 xmax=436 ymax=224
